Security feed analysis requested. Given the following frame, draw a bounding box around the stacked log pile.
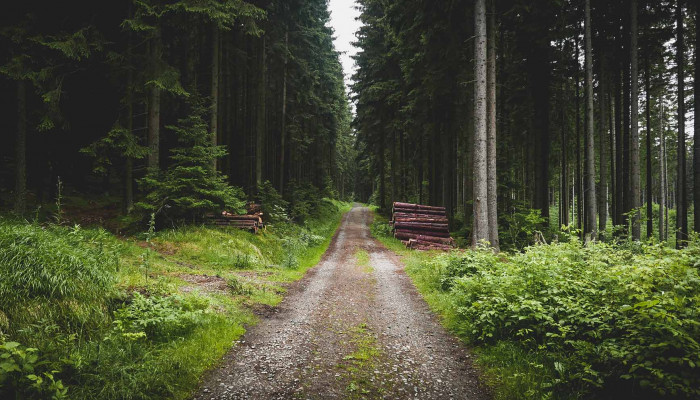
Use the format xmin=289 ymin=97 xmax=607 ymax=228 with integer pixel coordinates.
xmin=205 ymin=211 xmax=263 ymax=233
xmin=391 ymin=202 xmax=454 ymax=251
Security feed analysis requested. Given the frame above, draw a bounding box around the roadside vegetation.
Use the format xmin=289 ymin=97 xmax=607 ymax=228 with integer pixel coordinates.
xmin=371 ymin=214 xmax=700 ymax=400
xmin=0 ymin=198 xmax=350 ymax=399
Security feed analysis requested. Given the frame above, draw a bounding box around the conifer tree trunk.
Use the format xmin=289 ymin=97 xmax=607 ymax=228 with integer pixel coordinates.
xmin=659 ymin=101 xmax=666 ymax=241
xmin=147 ymin=29 xmax=162 ymax=172
xmin=630 ymin=0 xmax=641 ymax=240
xmin=473 ymin=0 xmax=489 ymax=246
xmin=125 ymin=49 xmax=134 ymax=214
xmin=575 ymin=37 xmax=583 ymax=232
xmin=256 ymin=35 xmax=266 ymax=189
xmin=694 ymin=5 xmax=700 ymax=233
xmin=676 ymin=0 xmax=688 ymax=247
xmin=486 ymin=0 xmax=498 ymax=249
xmin=14 ymin=80 xmax=27 ymax=216
xmin=280 ymin=29 xmax=288 ymax=195
xmin=614 ymin=63 xmax=624 ymax=227
xmin=610 ymin=97 xmax=617 ymax=226
xmin=210 ymin=24 xmax=220 ymax=171
xmin=645 ymin=53 xmax=653 ymax=238
xmin=560 ymin=81 xmax=569 ymax=227
xmin=599 ymin=71 xmax=608 ymax=232
xmin=583 ymin=0 xmax=597 ymax=240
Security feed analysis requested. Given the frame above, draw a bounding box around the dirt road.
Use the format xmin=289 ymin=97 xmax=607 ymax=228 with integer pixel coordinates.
xmin=194 ymin=205 xmax=488 ymax=400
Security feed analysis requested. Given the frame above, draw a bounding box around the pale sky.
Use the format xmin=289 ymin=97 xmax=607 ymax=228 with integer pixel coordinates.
xmin=327 ymin=0 xmax=362 ymax=93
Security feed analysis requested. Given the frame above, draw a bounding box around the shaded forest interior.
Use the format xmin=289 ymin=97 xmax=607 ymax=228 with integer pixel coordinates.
xmin=0 ymin=0 xmax=698 ymax=249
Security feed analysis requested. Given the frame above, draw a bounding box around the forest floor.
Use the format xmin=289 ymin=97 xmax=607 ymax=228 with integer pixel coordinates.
xmin=194 ymin=205 xmax=489 ymax=400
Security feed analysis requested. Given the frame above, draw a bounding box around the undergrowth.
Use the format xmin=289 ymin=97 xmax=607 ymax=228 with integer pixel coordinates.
xmin=0 ymin=199 xmax=350 ymax=399
xmin=370 ymin=213 xmax=700 ymax=400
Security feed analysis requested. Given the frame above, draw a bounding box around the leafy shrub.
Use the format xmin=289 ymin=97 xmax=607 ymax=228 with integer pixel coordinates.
xmin=286 ymin=181 xmax=323 ymax=222
xmin=257 ymin=180 xmax=289 ymax=223
xmin=137 ymin=99 xmax=246 ymax=224
xmin=110 ymin=293 xmax=209 ymax=343
xmin=500 ymin=205 xmax=547 ymax=250
xmin=0 ymin=337 xmax=68 ymax=399
xmin=443 ymin=240 xmax=700 ymax=398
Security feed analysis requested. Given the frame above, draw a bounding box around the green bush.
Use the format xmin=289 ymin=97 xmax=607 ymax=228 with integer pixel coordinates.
xmin=257 ymin=180 xmax=289 ymax=223
xmin=0 ymin=221 xmax=118 ymax=334
xmin=0 ymin=337 xmax=68 ymax=399
xmin=137 ymin=99 xmax=246 ymax=224
xmin=436 ymin=241 xmax=700 ymax=399
xmin=286 ymin=181 xmax=323 ymax=222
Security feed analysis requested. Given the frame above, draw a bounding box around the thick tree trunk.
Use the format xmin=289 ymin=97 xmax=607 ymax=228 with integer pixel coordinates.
xmin=210 ymin=24 xmax=220 ymax=171
xmin=147 ymin=29 xmax=162 ymax=172
xmin=14 ymin=80 xmax=27 ymax=216
xmin=676 ymin=0 xmax=688 ymax=247
xmin=473 ymin=0 xmax=489 ymax=246
xmin=630 ymin=0 xmax=641 ymax=240
xmin=694 ymin=5 xmax=700 ymax=233
xmin=583 ymin=0 xmax=597 ymax=241
xmin=486 ymin=0 xmax=498 ymax=249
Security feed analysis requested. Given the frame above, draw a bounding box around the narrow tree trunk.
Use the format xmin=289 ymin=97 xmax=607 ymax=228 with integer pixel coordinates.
xmin=561 ymin=82 xmax=569 ymax=227
xmin=610 ymin=96 xmax=617 ymax=226
xmin=575 ymin=36 xmax=583 ymax=233
xmin=615 ymin=60 xmax=624 ymax=228
xmin=659 ymin=101 xmax=666 ymax=241
xmin=583 ymin=0 xmax=597 ymax=241
xmin=473 ymin=0 xmax=489 ymax=246
xmin=280 ymin=29 xmax=288 ymax=195
xmin=14 ymin=80 xmax=27 ymax=216
xmin=210 ymin=24 xmax=220 ymax=171
xmin=599 ymin=67 xmax=608 ymax=232
xmin=147 ymin=30 xmax=162 ymax=172
xmin=630 ymin=0 xmax=641 ymax=240
xmin=379 ymin=133 xmax=386 ymax=211
xmin=486 ymin=0 xmax=498 ymax=249
xmin=645 ymin=51 xmax=653 ymax=238
xmin=676 ymin=0 xmax=688 ymax=247
xmin=694 ymin=4 xmax=700 ymax=233
xmin=256 ymin=35 xmax=266 ymax=190
xmin=124 ymin=46 xmax=135 ymax=214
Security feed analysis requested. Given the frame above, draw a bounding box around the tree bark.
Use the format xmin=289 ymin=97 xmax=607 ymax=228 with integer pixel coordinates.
xmin=645 ymin=48 xmax=653 ymax=238
xmin=124 ymin=44 xmax=134 ymax=214
xmin=598 ymin=66 xmax=608 ymax=232
xmin=147 ymin=29 xmax=162 ymax=172
xmin=694 ymin=4 xmax=700 ymax=233
xmin=473 ymin=0 xmax=489 ymax=246
xmin=210 ymin=24 xmax=220 ymax=171
xmin=256 ymin=35 xmax=266 ymax=190
xmin=659 ymin=100 xmax=666 ymax=241
xmin=583 ymin=0 xmax=597 ymax=241
xmin=630 ymin=0 xmax=641 ymax=240
xmin=676 ymin=0 xmax=688 ymax=247
xmin=575 ymin=36 xmax=583 ymax=233
xmin=280 ymin=28 xmax=288 ymax=195
xmin=14 ymin=80 xmax=27 ymax=216
xmin=486 ymin=0 xmax=498 ymax=249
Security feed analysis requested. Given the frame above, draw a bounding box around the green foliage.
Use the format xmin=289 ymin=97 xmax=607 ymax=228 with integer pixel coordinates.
xmin=80 ymin=126 xmax=149 ymax=176
xmin=0 ymin=338 xmax=68 ymax=399
xmin=286 ymin=181 xmax=324 ymax=222
xmin=109 ymin=293 xmax=209 ymax=343
xmin=0 ymin=220 xmax=118 ymax=333
xmin=257 ymin=181 xmax=289 ymax=223
xmin=500 ymin=206 xmax=548 ymax=250
xmin=137 ymin=99 xmax=246 ymax=223
xmin=419 ymin=241 xmax=700 ymax=399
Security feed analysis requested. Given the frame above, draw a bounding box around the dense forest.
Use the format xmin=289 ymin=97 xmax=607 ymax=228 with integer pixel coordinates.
xmin=0 ymin=0 xmax=355 ymax=224
xmin=1 ymin=0 xmax=699 ymax=399
xmin=354 ymin=0 xmax=698 ymax=250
